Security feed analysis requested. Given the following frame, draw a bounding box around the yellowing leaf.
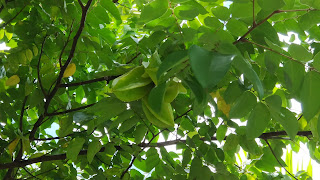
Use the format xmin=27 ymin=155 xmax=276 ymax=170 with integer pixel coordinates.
xmin=210 ymin=89 xmax=230 ymax=116
xmin=63 ymin=63 xmax=76 ymax=78
xmin=8 ymin=138 xmax=20 ymax=156
xmin=33 ymin=45 xmax=38 ymax=56
xmin=6 ymin=75 xmax=20 ymax=86
xmin=25 ymin=49 xmax=33 ymax=62
xmin=217 ymin=97 xmax=231 ymax=117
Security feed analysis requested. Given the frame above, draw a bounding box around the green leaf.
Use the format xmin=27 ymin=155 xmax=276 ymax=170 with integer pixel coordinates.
xmin=246 ymin=103 xmax=270 ymax=139
xmin=67 ymin=137 xmax=85 ymax=161
xmin=215 ymin=148 xmax=225 ymax=161
xmin=232 ymin=56 xmax=264 ymax=99
xmin=87 ymin=139 xmax=102 ymax=164
xmin=288 ymin=44 xmax=313 ymax=62
xmin=216 ymin=125 xmax=227 ymax=142
xmin=257 ymin=0 xmax=285 ymax=11
xmin=87 ymin=97 xmax=126 ymax=120
xmin=148 ymin=83 xmax=167 ymax=113
xmin=230 ymin=2 xmax=252 ymax=18
xmin=189 ymin=45 xmax=235 ymax=89
xmin=174 ymin=5 xmax=199 ymax=20
xmin=223 ymin=81 xmax=245 ymax=104
xmin=229 ymin=91 xmax=257 ymax=119
xmin=59 ymin=117 xmax=74 ymax=137
xmin=119 ymin=116 xmax=140 ymax=133
xmin=251 ymin=22 xmax=280 ymax=46
xmin=270 ymin=108 xmax=298 ymax=140
xmin=139 ymin=0 xmax=168 ymax=24
xmin=182 ymin=75 xmax=206 ymax=104
xmin=190 ymin=157 xmax=203 ymax=180
xmin=100 ymin=0 xmax=122 ymax=23
xmin=73 ymin=112 xmax=95 ymax=124
xmin=204 ymin=17 xmax=223 ymax=30
xmin=226 ymin=19 xmax=248 ymax=37
xmin=134 ymin=124 xmax=148 ymax=143
xmin=300 ymin=71 xmax=320 ymax=121
xmin=212 ymin=6 xmax=230 ymax=21
xmin=313 ymin=52 xmax=320 ymax=71
xmin=265 ymin=95 xmax=282 ymax=112
xmin=300 ymin=0 xmax=320 ymax=9
xmin=283 ymin=61 xmax=305 ymax=95
xmin=157 ymin=50 xmax=188 ymax=79
xmin=182 ymin=148 xmax=192 ymax=167
xmin=299 ymin=11 xmax=320 ymax=30
xmin=223 ymin=134 xmax=239 ymax=151
xmin=264 ymin=51 xmax=280 ymax=74
xmin=145 ymin=148 xmax=161 ymax=172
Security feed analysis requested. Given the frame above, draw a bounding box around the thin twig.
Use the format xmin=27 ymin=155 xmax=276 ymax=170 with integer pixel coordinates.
xmin=241 ymin=39 xmax=303 ymax=64
xmin=264 ymin=139 xmax=298 ymax=180
xmin=23 ymin=167 xmax=58 ymax=180
xmin=175 ymin=108 xmax=191 ymax=120
xmin=120 ymin=129 xmax=163 ymax=178
xmin=168 ymin=0 xmax=185 ymax=45
xmin=58 ymin=20 xmax=74 ymax=67
xmin=37 ymin=35 xmax=48 ymax=97
xmin=34 ymin=130 xmax=87 ymax=141
xmin=46 ymin=103 xmax=96 ymax=116
xmin=126 ymin=52 xmax=141 ymax=64
xmin=59 ymin=75 xmax=118 ymax=88
xmin=0 ymin=5 xmax=26 ymax=29
xmin=23 ymin=167 xmax=40 ymax=180
xmin=234 ymin=8 xmax=317 ymax=44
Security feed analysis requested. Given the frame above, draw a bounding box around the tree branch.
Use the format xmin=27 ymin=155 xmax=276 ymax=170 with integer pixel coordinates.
xmin=34 ymin=130 xmax=88 ymax=141
xmin=120 ymin=128 xmax=163 ymax=178
xmin=264 ymin=139 xmax=298 ymax=180
xmin=59 ymin=75 xmax=118 ymax=88
xmin=22 ymin=167 xmax=40 ymax=180
xmin=4 ymin=131 xmax=311 ymax=170
xmin=0 ymin=5 xmax=26 ymax=29
xmin=126 ymin=52 xmax=141 ymax=64
xmin=29 ymin=0 xmax=93 ymax=141
xmin=233 ymin=8 xmax=316 ymax=45
xmin=58 ymin=20 xmax=74 ymax=67
xmin=241 ymin=38 xmax=305 ymax=65
xmin=46 ymin=103 xmax=96 ymax=116
xmin=37 ymin=35 xmax=48 ymax=97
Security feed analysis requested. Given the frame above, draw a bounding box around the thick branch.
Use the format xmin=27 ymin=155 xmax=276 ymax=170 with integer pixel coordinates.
xmin=59 ymin=75 xmax=118 ymax=88
xmin=4 ymin=131 xmax=311 ymax=170
xmin=29 ymin=0 xmax=93 ymax=141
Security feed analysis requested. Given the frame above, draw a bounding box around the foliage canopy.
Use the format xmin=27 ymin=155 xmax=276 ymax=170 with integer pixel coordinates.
xmin=0 ymin=0 xmax=320 ymax=179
